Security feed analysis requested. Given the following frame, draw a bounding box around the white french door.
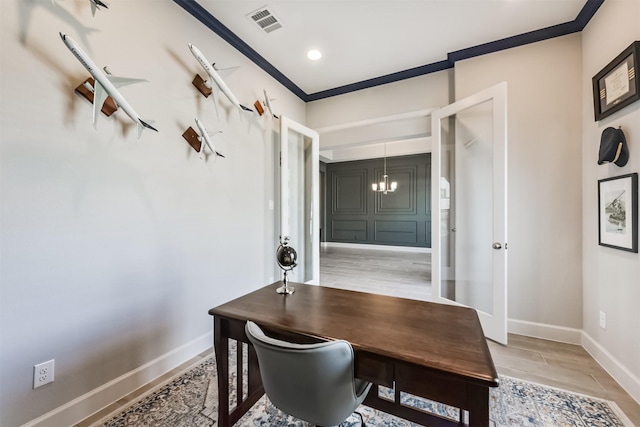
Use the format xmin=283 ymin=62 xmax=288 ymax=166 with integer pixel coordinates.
xmin=431 ymin=82 xmax=508 ymax=344
xmin=280 ymin=116 xmax=320 ymax=284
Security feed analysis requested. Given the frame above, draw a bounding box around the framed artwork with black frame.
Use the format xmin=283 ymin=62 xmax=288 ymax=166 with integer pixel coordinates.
xmin=592 ymin=41 xmax=640 ymax=121
xmin=598 ymin=173 xmax=638 ymax=253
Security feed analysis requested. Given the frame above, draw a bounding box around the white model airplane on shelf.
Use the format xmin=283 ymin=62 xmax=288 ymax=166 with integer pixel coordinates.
xmin=53 ymin=0 xmax=108 ymax=16
xmin=60 ymin=32 xmax=157 ymax=138
xmin=262 ymin=89 xmax=279 ymax=119
xmin=193 ymin=118 xmax=224 ymax=160
xmin=188 ymin=43 xmax=253 ymax=120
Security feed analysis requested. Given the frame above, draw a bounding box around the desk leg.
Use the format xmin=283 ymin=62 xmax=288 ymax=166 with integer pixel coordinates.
xmin=214 ymin=316 xmax=230 ymax=427
xmin=468 ymin=384 xmax=489 ymax=427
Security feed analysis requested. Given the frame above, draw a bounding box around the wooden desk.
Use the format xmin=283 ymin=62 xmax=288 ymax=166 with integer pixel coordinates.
xmin=209 ymin=282 xmax=498 ymax=426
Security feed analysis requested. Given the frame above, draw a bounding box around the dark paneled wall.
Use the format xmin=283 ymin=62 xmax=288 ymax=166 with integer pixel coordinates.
xmin=323 ymin=154 xmax=431 ymax=248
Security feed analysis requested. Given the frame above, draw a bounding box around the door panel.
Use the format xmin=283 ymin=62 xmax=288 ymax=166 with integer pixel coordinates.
xmin=431 ymin=83 xmax=508 ymax=344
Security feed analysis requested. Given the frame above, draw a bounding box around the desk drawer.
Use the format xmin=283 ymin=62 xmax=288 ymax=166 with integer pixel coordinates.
xmin=355 ymin=351 xmax=394 ymax=387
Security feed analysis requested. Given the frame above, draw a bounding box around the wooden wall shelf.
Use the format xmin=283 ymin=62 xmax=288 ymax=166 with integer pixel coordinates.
xmin=74 ymin=78 xmax=117 ymax=116
xmin=192 ymin=74 xmax=212 ymax=98
xmin=182 ymin=126 xmax=202 ymax=152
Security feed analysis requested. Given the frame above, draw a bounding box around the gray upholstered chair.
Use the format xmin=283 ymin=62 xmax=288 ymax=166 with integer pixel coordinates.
xmin=245 ymin=321 xmax=372 ymax=426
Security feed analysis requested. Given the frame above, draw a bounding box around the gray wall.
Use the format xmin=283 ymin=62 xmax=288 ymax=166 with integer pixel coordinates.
xmin=0 ymin=1 xmax=305 ymax=425
xmin=325 ymin=154 xmax=431 ymax=247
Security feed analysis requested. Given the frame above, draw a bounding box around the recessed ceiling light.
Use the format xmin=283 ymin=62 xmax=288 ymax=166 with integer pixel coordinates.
xmin=307 ymin=50 xmax=322 ymax=61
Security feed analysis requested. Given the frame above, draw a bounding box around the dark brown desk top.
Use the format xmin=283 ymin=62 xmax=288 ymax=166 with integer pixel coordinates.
xmin=209 ymin=282 xmax=498 ymax=388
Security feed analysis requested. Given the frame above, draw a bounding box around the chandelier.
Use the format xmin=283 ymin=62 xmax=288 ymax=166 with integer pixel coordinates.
xmin=372 ymin=144 xmax=397 ymax=194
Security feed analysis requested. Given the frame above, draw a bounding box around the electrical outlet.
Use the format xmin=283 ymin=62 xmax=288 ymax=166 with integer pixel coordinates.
xmin=599 ymin=311 xmax=607 ymax=330
xmin=33 ymin=359 xmax=55 ymax=389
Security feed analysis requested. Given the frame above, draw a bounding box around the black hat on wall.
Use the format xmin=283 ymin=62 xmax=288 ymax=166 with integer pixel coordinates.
xmin=598 ymin=127 xmax=629 ymax=167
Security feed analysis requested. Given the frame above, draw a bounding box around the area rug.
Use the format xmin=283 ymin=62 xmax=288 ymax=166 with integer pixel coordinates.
xmin=89 ymin=351 xmax=634 ymax=427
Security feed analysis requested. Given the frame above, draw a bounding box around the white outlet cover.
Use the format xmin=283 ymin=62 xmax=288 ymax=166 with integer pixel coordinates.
xmin=599 ymin=311 xmax=607 ymax=329
xmin=33 ymin=359 xmax=55 ymax=388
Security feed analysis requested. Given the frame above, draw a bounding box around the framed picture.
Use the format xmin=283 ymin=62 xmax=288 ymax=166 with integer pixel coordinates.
xmin=592 ymin=41 xmax=640 ymax=121
xmin=598 ymin=173 xmax=638 ymax=253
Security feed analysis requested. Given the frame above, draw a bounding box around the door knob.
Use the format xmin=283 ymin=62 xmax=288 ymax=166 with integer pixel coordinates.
xmin=492 ymin=242 xmax=502 ymax=250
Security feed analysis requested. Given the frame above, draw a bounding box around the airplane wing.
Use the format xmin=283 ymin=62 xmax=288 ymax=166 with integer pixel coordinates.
xmin=92 ymin=79 xmax=109 ymax=128
xmin=105 ymin=74 xmax=148 ymax=89
xmin=215 ymin=65 xmax=239 ymax=79
xmin=90 ymin=1 xmax=97 ymax=16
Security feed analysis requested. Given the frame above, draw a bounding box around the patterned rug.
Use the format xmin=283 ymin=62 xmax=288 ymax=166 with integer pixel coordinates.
xmin=90 ymin=350 xmax=633 ymax=427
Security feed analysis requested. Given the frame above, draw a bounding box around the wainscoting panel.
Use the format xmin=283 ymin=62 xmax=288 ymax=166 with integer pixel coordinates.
xmin=324 ymin=154 xmax=431 ymax=248
xmin=331 ymin=169 xmax=367 ymax=215
xmin=374 ymin=220 xmax=418 ymax=244
xmin=375 ymin=166 xmax=416 ymax=214
xmin=331 ymin=220 xmax=368 ymax=241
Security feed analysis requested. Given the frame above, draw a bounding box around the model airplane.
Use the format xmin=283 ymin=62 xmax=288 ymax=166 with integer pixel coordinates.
xmin=52 ymin=0 xmax=108 ymax=16
xmin=188 ymin=44 xmax=253 ymax=119
xmin=263 ymin=89 xmax=279 ymax=118
xmin=60 ymin=32 xmax=157 ymax=138
xmin=193 ymin=118 xmax=224 ymax=159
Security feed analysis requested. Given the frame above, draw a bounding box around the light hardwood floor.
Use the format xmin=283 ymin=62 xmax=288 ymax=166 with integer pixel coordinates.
xmin=76 ymin=246 xmax=640 ymax=426
xmin=319 ymin=245 xmax=432 ymax=301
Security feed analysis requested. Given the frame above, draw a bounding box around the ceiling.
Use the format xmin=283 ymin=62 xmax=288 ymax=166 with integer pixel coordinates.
xmin=176 ymin=0 xmax=602 ymax=102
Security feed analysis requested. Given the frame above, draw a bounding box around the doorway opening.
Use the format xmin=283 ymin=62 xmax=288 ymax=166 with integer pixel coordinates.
xmin=315 ymin=110 xmax=434 ymax=300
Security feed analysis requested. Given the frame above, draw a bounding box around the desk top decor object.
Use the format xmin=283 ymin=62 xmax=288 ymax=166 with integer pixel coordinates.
xmin=275 ymin=237 xmax=297 ymax=294
xmin=598 ymin=127 xmax=629 ymax=167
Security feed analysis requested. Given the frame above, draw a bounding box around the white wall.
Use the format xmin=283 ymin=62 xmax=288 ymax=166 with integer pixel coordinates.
xmin=581 ymin=0 xmax=640 ymax=401
xmin=307 ymin=70 xmax=452 ymax=132
xmin=0 ymin=0 xmax=305 ymax=425
xmin=454 ymin=35 xmax=584 ymax=331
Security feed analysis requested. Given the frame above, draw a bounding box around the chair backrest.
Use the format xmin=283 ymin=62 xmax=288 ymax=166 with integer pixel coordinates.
xmin=245 ymin=321 xmax=371 ymax=426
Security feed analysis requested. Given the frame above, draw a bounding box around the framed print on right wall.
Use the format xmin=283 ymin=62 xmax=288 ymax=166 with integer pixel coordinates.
xmin=592 ymin=41 xmax=640 ymax=121
xmin=598 ymin=173 xmax=638 ymax=253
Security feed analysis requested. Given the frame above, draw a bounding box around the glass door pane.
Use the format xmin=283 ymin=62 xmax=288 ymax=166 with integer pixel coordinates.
xmin=432 ymin=82 xmax=507 ymax=344
xmin=280 ymin=117 xmax=319 ymax=284
xmin=443 ymin=100 xmax=494 ymax=314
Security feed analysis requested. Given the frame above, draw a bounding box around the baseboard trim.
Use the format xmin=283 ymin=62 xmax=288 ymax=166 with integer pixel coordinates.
xmin=322 ymin=242 xmax=431 ymax=253
xmin=507 ymin=318 xmax=582 ymax=345
xmin=582 ymin=332 xmax=640 ymax=405
xmin=21 ymin=331 xmax=213 ymax=427
xmin=507 ymin=320 xmax=640 ymax=405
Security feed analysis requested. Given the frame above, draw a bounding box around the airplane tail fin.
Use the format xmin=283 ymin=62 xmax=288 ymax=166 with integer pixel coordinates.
xmin=90 ymin=0 xmax=108 ymax=16
xmin=137 ymin=119 xmax=158 ymax=138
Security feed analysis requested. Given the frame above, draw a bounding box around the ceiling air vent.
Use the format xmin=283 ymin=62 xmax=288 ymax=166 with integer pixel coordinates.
xmin=247 ymin=6 xmax=283 ymax=34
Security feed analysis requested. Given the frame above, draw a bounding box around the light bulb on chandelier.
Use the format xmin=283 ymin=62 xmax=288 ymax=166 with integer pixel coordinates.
xmin=372 ymin=144 xmax=397 ymax=194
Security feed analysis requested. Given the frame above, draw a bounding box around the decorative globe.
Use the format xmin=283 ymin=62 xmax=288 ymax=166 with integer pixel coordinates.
xmin=276 ymin=244 xmax=297 ymax=271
